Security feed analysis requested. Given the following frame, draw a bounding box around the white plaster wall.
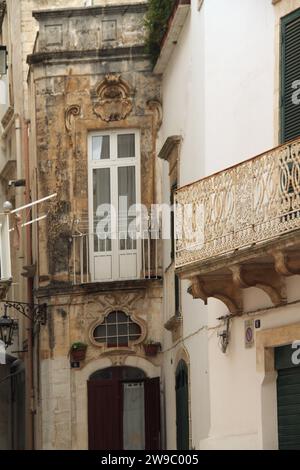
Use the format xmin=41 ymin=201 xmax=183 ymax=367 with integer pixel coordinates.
xmin=160 ymin=0 xmax=281 ymax=450
xmin=204 ymin=0 xmax=275 ymax=175
xmin=201 ymin=276 xmax=300 ymax=450
xmin=160 ymin=0 xmax=210 ymax=450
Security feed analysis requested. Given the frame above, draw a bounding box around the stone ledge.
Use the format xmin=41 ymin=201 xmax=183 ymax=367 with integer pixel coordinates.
xmin=27 ymin=45 xmax=149 ymax=65
xmin=158 ymin=135 xmax=182 ymax=161
xmin=32 ymin=2 xmax=148 ymax=20
xmin=176 ymin=229 xmax=300 ymax=278
xmin=35 ymin=278 xmax=163 ymax=299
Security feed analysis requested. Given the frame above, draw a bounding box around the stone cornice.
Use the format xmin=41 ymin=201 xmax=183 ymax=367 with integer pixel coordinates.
xmin=158 ymin=135 xmax=182 ymax=161
xmin=35 ymin=278 xmax=163 ymax=299
xmin=27 ymin=45 xmax=149 ymax=66
xmin=32 ymin=2 xmax=148 ymax=21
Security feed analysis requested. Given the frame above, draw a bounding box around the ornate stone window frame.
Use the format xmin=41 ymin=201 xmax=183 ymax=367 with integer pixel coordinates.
xmin=89 ymin=306 xmax=146 ymax=352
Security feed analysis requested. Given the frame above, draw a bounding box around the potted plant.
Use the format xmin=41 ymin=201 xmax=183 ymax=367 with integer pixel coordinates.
xmin=70 ymin=342 xmax=88 ymax=362
xmin=143 ymin=340 xmax=161 ymax=357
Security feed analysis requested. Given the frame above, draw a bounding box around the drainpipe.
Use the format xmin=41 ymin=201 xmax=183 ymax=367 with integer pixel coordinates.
xmin=21 ymin=117 xmax=34 ymax=450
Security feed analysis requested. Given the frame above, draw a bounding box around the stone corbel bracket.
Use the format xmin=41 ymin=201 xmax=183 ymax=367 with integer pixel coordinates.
xmin=230 ymin=264 xmax=287 ymax=307
xmin=188 ymin=274 xmax=243 ymax=315
xmin=271 ymin=249 xmax=300 ymax=277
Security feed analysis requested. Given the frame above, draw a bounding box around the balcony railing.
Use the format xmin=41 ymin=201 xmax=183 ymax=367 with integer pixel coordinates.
xmin=71 ymin=226 xmax=161 ymax=285
xmin=175 ymin=138 xmax=300 ymax=269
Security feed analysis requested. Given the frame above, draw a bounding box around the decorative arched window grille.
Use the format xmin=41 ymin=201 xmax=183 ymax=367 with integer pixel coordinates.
xmin=92 ymin=310 xmax=142 ymax=348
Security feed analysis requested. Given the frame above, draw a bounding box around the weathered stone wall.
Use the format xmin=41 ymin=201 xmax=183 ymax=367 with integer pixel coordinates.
xmin=36 ymin=280 xmax=163 ymax=449
xmin=29 ymin=4 xmax=161 ymax=283
xmin=27 ymin=4 xmax=164 ymax=449
xmin=14 ymin=0 xmax=147 ymax=117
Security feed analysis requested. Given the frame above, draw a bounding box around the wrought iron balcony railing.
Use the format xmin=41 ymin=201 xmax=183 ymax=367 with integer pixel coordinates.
xmin=175 ymin=138 xmax=300 ymax=269
xmin=71 ymin=226 xmax=161 ymax=285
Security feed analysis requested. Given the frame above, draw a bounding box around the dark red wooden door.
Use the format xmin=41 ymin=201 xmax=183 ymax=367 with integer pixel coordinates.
xmin=88 ymin=379 xmax=123 ymax=450
xmin=145 ymin=377 xmax=161 ymax=450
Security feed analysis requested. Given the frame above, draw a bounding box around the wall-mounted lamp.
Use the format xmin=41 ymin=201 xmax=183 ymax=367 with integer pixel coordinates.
xmin=0 ymin=301 xmax=47 ymax=349
xmin=0 ymin=304 xmax=18 ymax=349
xmin=217 ymin=316 xmax=231 ymax=354
xmin=0 ymin=45 xmax=8 ymax=76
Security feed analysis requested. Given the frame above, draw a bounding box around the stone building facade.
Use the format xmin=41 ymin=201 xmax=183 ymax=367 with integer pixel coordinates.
xmin=0 ymin=0 xmax=165 ymax=451
xmin=26 ymin=3 xmax=164 ymax=450
xmin=4 ymin=0 xmax=300 ymax=452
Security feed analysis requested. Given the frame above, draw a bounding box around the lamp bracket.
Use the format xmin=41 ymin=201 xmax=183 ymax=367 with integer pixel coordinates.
xmin=1 ymin=301 xmax=47 ymax=325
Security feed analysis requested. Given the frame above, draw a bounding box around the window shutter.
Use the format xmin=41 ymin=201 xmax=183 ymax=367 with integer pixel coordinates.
xmin=276 ymin=345 xmax=300 ymax=450
xmin=281 ymin=9 xmax=300 ymax=143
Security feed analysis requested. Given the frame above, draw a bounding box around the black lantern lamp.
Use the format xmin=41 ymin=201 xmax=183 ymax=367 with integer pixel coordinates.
xmin=0 ymin=304 xmax=18 ymax=349
xmin=0 ymin=45 xmax=7 ymax=76
xmin=0 ymin=301 xmax=47 ymax=350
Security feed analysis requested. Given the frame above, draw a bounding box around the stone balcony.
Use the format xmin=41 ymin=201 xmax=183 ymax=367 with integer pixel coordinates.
xmin=175 ymin=138 xmax=300 ymax=314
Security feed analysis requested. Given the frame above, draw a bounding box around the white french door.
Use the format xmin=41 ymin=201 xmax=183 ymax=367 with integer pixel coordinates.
xmin=88 ymin=130 xmax=141 ymax=281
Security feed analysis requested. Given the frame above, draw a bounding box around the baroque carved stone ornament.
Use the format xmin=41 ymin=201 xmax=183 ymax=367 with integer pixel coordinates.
xmin=65 ymin=104 xmax=81 ymax=132
xmin=93 ymin=74 xmax=133 ymax=122
xmin=147 ymin=99 xmax=163 ymax=131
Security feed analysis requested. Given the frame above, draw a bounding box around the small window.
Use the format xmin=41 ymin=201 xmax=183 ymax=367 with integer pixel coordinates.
xmin=93 ymin=310 xmax=142 ymax=348
xmin=92 ymin=135 xmax=110 ymax=160
xmin=118 ymin=134 xmax=135 ymax=158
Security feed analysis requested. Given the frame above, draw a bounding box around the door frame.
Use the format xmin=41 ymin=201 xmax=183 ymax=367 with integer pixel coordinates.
xmin=87 ymin=367 xmax=161 ymax=450
xmin=88 ymin=129 xmax=141 ymax=282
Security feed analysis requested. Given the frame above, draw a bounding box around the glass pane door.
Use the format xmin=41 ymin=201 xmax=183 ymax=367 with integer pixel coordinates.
xmin=123 ymin=382 xmax=145 ymax=450
xmin=93 ymin=167 xmax=111 ymax=252
xmin=118 ymin=166 xmax=136 ymax=251
xmin=89 ymin=130 xmax=140 ymax=281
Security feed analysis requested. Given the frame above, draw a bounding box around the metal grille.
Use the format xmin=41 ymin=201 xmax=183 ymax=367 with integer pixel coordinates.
xmin=175 ymin=138 xmax=300 ymax=268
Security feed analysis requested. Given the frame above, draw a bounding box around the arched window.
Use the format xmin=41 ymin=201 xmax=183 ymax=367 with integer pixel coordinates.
xmin=92 ymin=310 xmax=141 ymax=348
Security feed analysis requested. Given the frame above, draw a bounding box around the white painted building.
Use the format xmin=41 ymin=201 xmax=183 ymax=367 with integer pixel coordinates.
xmin=158 ymin=0 xmax=300 ymax=450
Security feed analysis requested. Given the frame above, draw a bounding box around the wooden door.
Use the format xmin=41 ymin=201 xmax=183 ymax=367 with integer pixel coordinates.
xmin=144 ymin=377 xmax=161 ymax=450
xmin=88 ymin=371 xmax=161 ymax=450
xmin=88 ymin=379 xmax=122 ymax=450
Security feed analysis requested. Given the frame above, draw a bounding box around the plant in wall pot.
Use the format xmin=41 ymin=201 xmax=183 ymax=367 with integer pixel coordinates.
xmin=143 ymin=340 xmax=161 ymax=357
xmin=70 ymin=342 xmax=88 ymax=362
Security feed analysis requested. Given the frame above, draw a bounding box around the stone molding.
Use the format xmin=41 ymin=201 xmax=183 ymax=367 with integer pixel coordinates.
xmin=32 ymin=3 xmax=148 ymax=21
xmin=158 ymin=135 xmax=182 ymax=161
xmin=27 ymin=45 xmax=148 ymax=65
xmin=65 ymin=104 xmax=81 ymax=132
